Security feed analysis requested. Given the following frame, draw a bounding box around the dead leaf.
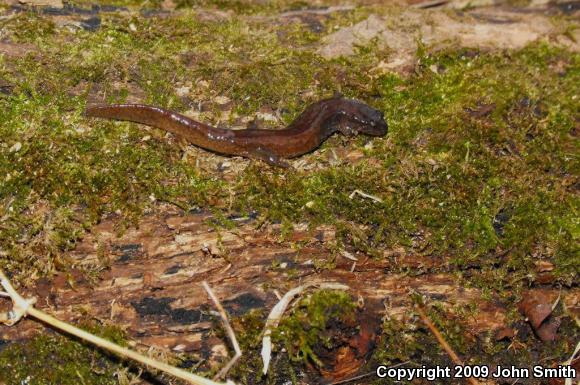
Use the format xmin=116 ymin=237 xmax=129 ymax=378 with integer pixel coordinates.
xmin=495 ymin=327 xmax=516 ymax=341
xmin=533 ymin=260 xmax=556 ymax=283
xmin=517 ymin=290 xmax=561 ymax=342
xmin=534 ymin=317 xmax=561 ymax=342
xmin=317 ymin=309 xmax=379 ymax=381
xmin=535 ymin=260 xmax=555 ymax=272
xmin=535 ymin=272 xmax=556 ymax=284
xmin=563 ymin=293 xmax=580 ymax=326
xmin=518 ymin=291 xmax=554 ymax=329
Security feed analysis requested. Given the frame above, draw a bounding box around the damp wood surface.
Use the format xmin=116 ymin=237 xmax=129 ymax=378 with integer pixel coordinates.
xmin=0 ymin=205 xmax=521 ymax=384
xmin=3 ymin=204 xmax=510 ymax=345
xmin=2 ymin=204 xmax=578 ymax=384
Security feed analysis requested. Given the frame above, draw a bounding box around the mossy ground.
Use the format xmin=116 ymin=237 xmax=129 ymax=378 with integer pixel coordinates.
xmin=371 ymin=301 xmax=579 ymax=385
xmin=0 ymin=322 xmax=130 ymax=385
xmin=0 ymin=1 xmax=578 ymax=384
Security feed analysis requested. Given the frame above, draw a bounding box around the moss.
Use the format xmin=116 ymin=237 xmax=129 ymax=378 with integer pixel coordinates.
xmin=226 ymin=309 xmax=270 ymax=383
xmin=0 ymin=6 xmax=380 ymax=281
xmin=0 ymin=4 xmax=578 ymax=383
xmin=0 ymin=322 xmax=130 ymax=385
xmin=371 ymin=300 xmax=579 ymax=383
xmin=1 ymin=2 xmax=577 ymax=292
xmin=1 ymin=0 xmax=578 ymax=278
xmin=232 ymin=44 xmax=579 ymax=290
xmin=171 ymin=0 xmax=360 ymax=15
xmin=4 ymin=13 xmax=56 ymax=43
xmin=212 ymin=308 xmax=302 ymax=384
xmin=372 ymin=317 xmax=426 ymax=365
xmin=274 ymin=289 xmax=356 ymax=367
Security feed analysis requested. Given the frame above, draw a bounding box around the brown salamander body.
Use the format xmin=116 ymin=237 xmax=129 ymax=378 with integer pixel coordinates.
xmin=85 ymin=97 xmax=387 ymax=167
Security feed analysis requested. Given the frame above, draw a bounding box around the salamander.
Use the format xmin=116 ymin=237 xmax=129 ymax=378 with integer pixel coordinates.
xmin=85 ymin=97 xmax=388 ymax=167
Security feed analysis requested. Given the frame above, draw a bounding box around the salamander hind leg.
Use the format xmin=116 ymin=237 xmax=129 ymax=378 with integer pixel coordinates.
xmin=246 ymin=147 xmax=290 ymax=168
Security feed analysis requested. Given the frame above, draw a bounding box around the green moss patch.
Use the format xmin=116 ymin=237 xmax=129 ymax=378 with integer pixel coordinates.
xmin=0 ymin=322 xmax=128 ymax=385
xmin=274 ymin=289 xmax=357 ymax=366
xmin=0 ymin=5 xmax=577 ymax=291
xmin=371 ymin=301 xmax=579 ymax=384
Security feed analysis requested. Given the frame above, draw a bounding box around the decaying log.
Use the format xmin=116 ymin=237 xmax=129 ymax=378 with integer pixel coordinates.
xmin=2 ymin=204 xmax=515 ymax=374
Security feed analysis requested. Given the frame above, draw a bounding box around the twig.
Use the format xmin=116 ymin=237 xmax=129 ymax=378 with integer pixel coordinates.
xmin=416 ymin=305 xmax=463 ymax=365
xmin=0 ymin=268 xmax=231 ymax=385
xmin=340 ymin=250 xmax=358 ymax=261
xmin=350 ymin=262 xmax=356 ymax=272
xmin=410 ymin=0 xmax=448 ymax=8
xmin=328 ymin=361 xmax=410 ymax=385
xmin=564 ymin=340 xmax=580 ymax=385
xmin=0 ymin=270 xmax=37 ymax=326
xmin=202 ymin=281 xmax=242 ymax=380
xmin=416 ymin=305 xmax=481 ymax=385
xmin=327 ymin=371 xmax=374 ymax=385
xmin=348 ymin=189 xmax=383 ymax=203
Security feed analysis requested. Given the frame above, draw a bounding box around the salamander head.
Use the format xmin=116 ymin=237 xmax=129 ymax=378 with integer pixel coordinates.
xmin=326 ymin=98 xmax=388 ymax=137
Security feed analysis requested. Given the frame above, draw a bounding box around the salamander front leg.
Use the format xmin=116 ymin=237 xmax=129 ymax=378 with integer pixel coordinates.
xmin=247 ymin=147 xmax=290 ymax=168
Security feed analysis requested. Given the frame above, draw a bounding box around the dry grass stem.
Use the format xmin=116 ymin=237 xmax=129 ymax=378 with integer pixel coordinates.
xmin=261 ymin=282 xmax=349 ymax=374
xmin=0 ymin=268 xmax=232 ymax=385
xmin=202 ymin=281 xmax=242 ymax=380
xmin=416 ymin=305 xmax=482 ymax=385
xmin=348 ymin=189 xmax=383 ymax=203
